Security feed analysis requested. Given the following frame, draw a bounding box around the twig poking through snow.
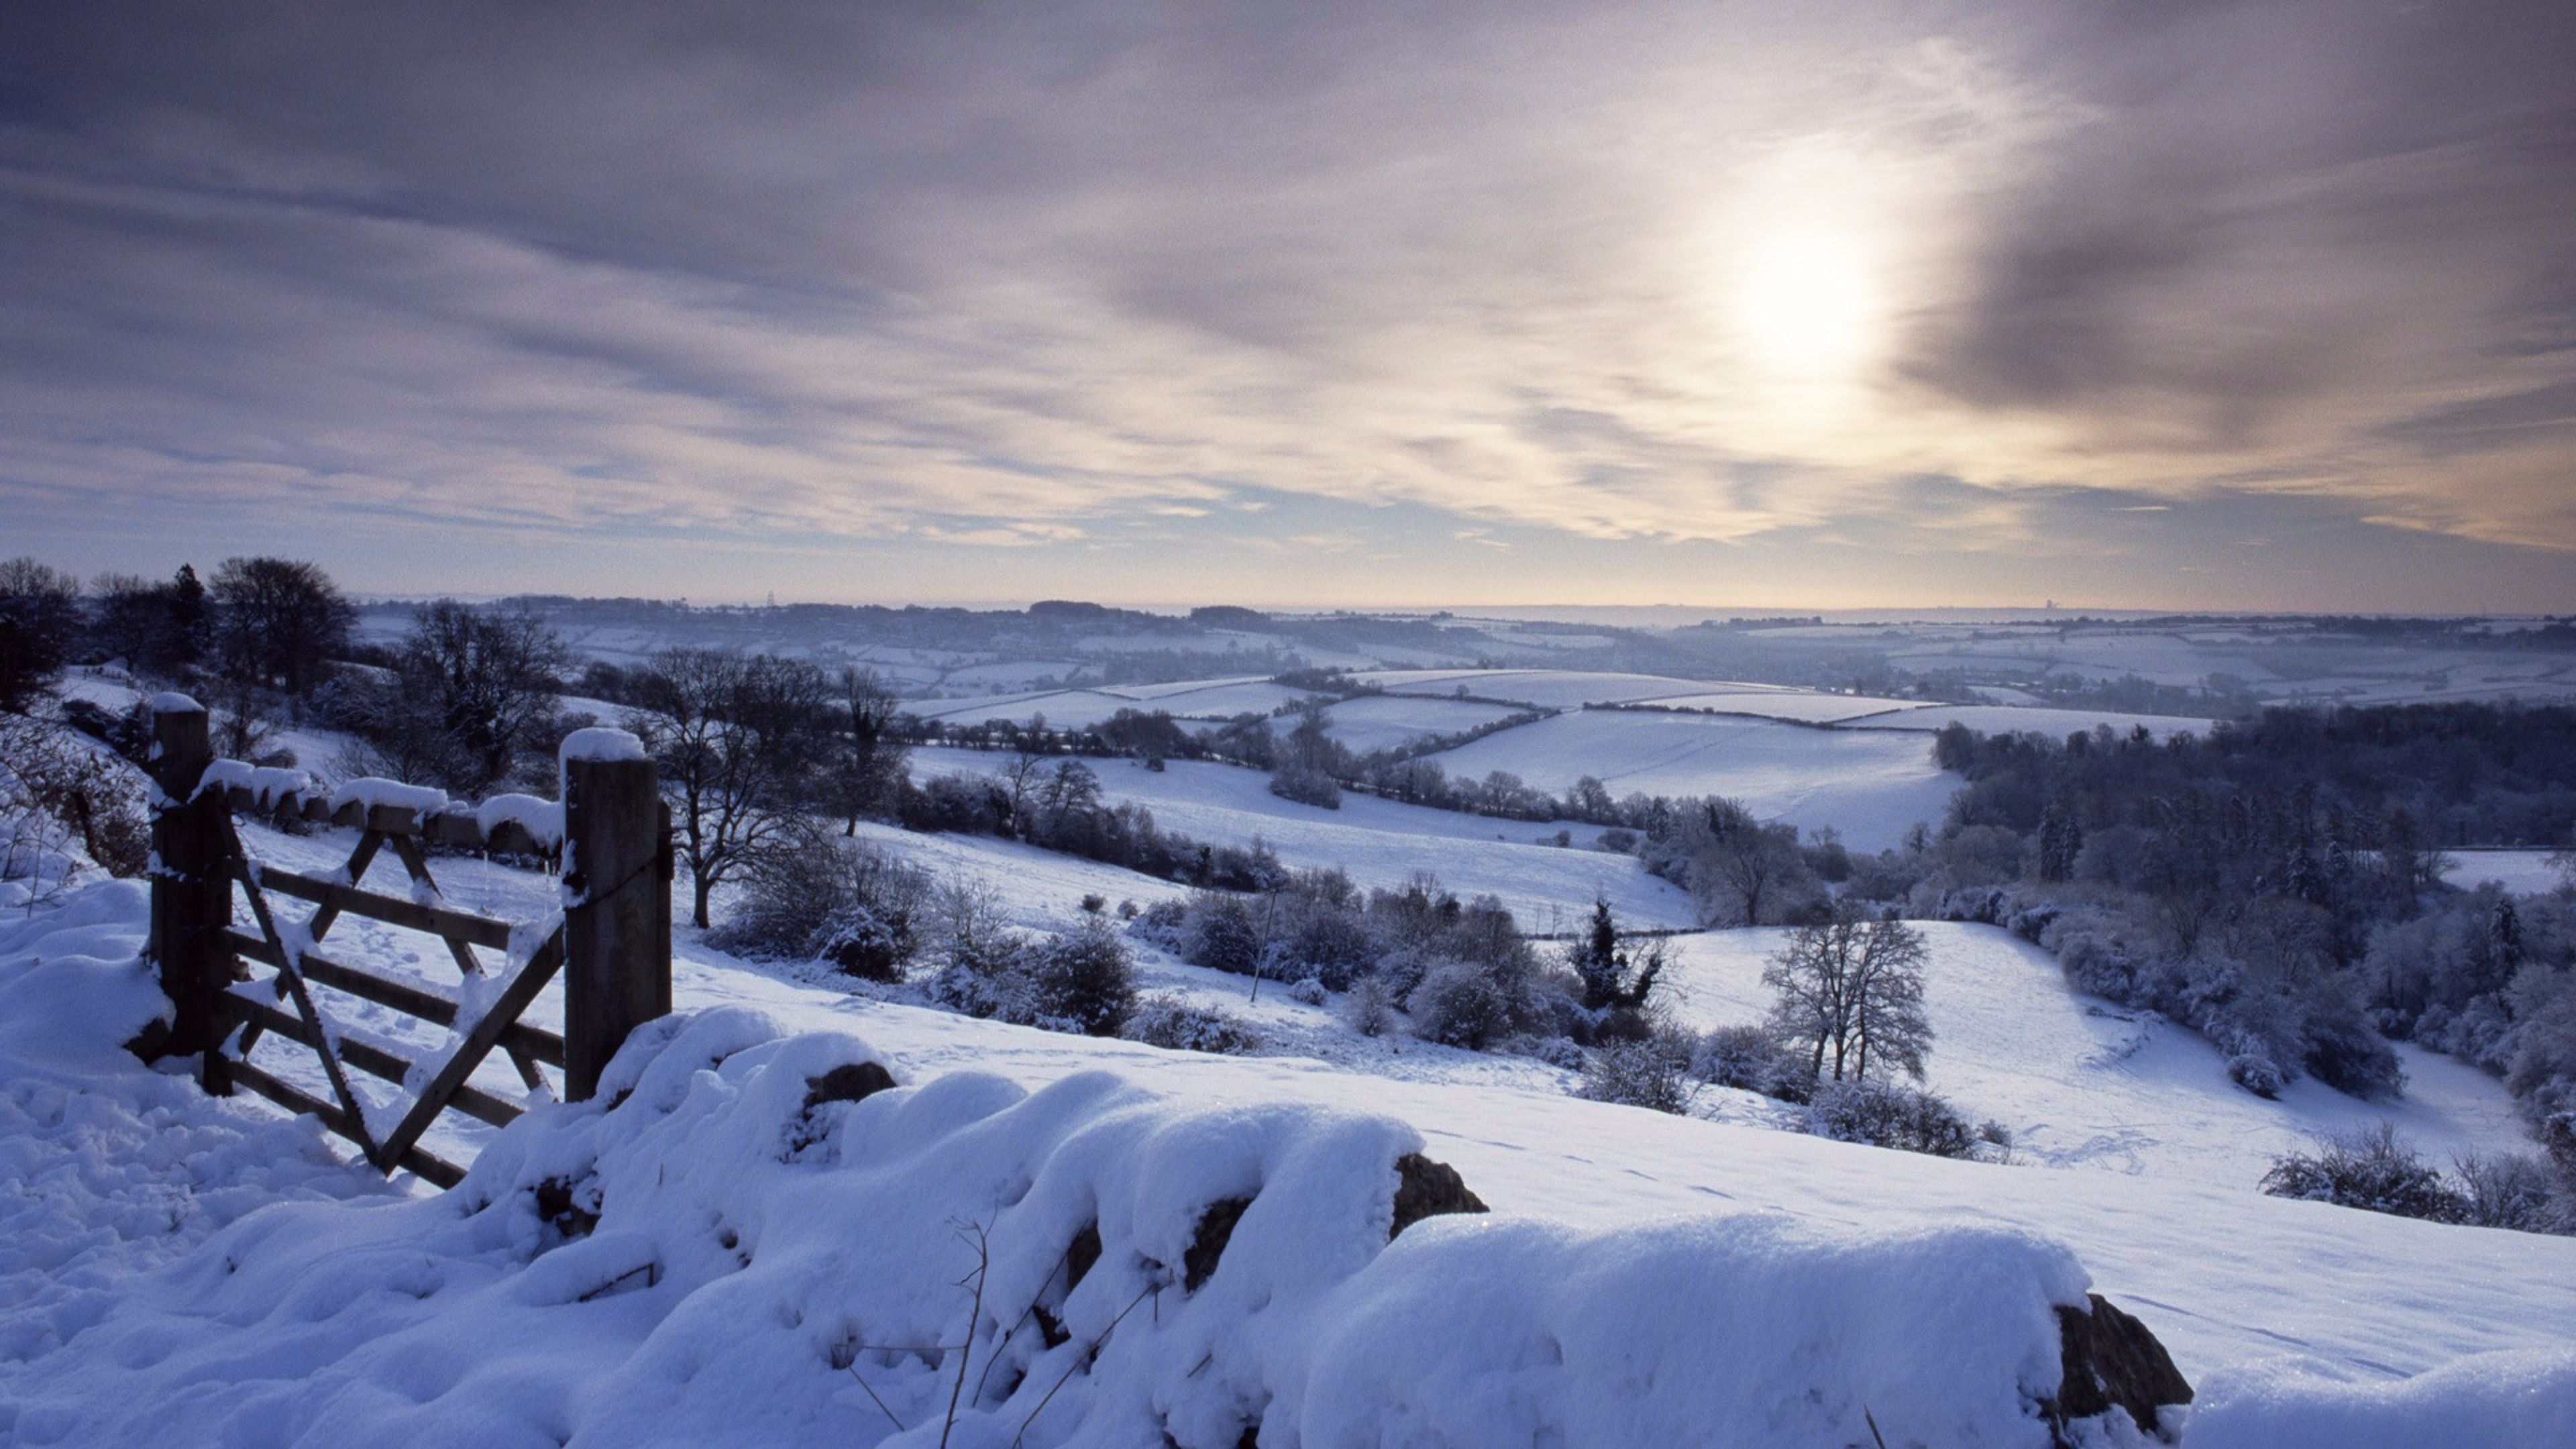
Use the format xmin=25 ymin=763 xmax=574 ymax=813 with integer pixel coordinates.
xmin=940 ymin=1218 xmax=989 ymax=1449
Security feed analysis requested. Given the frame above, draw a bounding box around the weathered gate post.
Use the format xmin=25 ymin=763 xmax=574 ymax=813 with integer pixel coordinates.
xmin=144 ymin=695 xmax=232 ymax=1093
xmin=559 ymin=729 xmax=672 ymax=1101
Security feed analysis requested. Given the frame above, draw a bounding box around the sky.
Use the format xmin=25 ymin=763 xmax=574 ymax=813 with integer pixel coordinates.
xmin=3 ymin=0 xmax=2573 ymax=613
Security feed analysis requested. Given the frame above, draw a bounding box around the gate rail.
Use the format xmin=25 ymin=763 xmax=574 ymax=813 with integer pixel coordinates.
xmin=142 ymin=698 xmax=671 ymax=1187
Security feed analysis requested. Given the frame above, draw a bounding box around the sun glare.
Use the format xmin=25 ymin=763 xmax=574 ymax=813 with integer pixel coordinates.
xmin=1711 ymin=144 xmax=1894 ymax=398
xmin=1733 ymin=221 xmax=1882 ymax=379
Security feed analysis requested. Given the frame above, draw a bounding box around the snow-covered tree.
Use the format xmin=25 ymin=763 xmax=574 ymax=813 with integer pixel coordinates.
xmin=1763 ymin=914 xmax=1933 ymax=1083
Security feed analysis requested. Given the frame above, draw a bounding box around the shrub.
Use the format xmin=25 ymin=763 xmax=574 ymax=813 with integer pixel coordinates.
xmin=1576 ymin=1040 xmax=1693 ymax=1114
xmin=711 ymin=837 xmax=924 ymax=980
xmin=1407 ymin=957 xmax=1515 ymax=1050
xmin=1130 ymin=897 xmax=1189 ymax=947
xmin=1805 ymin=1079 xmax=1980 ymax=1159
xmin=1286 ymin=976 xmax=1328 ymax=1007
xmin=1268 ymin=763 xmax=1341 ymax=810
xmin=2301 ymin=998 xmax=2406 ymax=1099
xmin=1010 ymin=918 xmax=1136 ymax=1036
xmin=2226 ymin=1051 xmax=2288 ymax=1099
xmin=1690 ymin=1022 xmax=1817 ymax=1104
xmin=1342 ymin=976 xmax=1401 ymax=1037
xmin=1272 ymin=900 xmax=1377 ymax=990
xmin=2453 ymin=1152 xmax=2571 ymax=1235
xmin=1122 ymin=996 xmax=1263 ymax=1055
xmin=925 ymin=877 xmax=1026 ymax=1018
xmin=1181 ymin=892 xmax=1264 ymax=975
xmin=0 ymin=716 xmax=151 ymax=894
xmin=2259 ymin=1124 xmax=2467 ymax=1224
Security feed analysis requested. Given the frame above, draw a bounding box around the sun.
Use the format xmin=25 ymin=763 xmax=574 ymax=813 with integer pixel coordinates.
xmin=1731 ymin=219 xmax=1884 ymax=382
xmin=1709 ymin=142 xmax=1896 ymax=395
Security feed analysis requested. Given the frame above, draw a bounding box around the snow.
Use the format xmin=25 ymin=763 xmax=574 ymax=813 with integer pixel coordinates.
xmin=476 ymin=792 xmax=566 ymax=849
xmin=146 ymin=690 xmax=203 ymax=714
xmin=1848 ymin=704 xmax=2218 ymax=743
xmin=910 ymin=747 xmax=1696 ymax=930
xmin=5 ymin=872 xmax=2576 ymax=1445
xmin=2189 ymin=1348 xmax=2576 ymax=1449
xmin=327 ymin=776 xmax=452 ymax=817
xmin=193 ymin=759 xmax=313 ymax=808
xmin=1356 ymin=669 xmax=1745 ymax=708
xmin=1633 ymin=691 xmax=1933 ymax=723
xmin=3 ymin=1001 xmax=2113 ymax=1448
xmin=2441 ymin=850 xmax=2566 ymax=897
xmin=559 ymin=726 xmax=647 ymax=764
xmin=1279 ymin=694 xmax=1530 ymax=753
xmin=1424 ymin=710 xmax=1958 ymax=851
xmin=1654 ymin=924 xmax=2530 ymax=1192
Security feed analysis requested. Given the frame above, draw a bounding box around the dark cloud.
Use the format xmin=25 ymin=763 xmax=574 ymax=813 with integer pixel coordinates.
xmin=1 ymin=1 xmax=2571 ymax=604
xmin=1902 ymin=0 xmax=2576 ymax=452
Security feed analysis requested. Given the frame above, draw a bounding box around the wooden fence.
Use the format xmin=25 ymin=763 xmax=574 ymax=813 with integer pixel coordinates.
xmin=142 ymin=698 xmax=672 ymax=1187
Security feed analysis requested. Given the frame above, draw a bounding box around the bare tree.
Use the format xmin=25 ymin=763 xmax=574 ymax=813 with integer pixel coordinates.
xmin=0 ymin=558 xmax=82 ymax=712
xmin=828 ymin=665 xmax=908 ymax=835
xmin=1763 ymin=914 xmax=1932 ymax=1083
xmin=379 ymin=601 xmax=571 ymax=790
xmin=627 ymin=649 xmax=830 ymax=928
xmin=87 ymin=572 xmax=166 ymax=669
xmin=210 ymin=556 xmax=353 ymax=700
xmin=1689 ymin=798 xmax=1808 ymax=926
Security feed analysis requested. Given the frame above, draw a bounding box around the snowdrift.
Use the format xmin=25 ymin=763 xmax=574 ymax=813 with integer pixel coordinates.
xmin=11 ymin=1004 xmax=2179 ymax=1448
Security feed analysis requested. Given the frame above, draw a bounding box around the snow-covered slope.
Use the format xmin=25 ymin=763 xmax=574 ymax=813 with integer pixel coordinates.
xmin=1656 ymin=925 xmax=2526 ymax=1190
xmin=3 ymin=879 xmax=2574 ymax=1448
xmin=908 ymin=747 xmax=1697 ymax=930
xmin=1423 ymin=710 xmax=1958 ymax=851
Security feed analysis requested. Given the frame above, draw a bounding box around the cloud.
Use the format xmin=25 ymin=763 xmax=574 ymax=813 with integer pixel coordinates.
xmin=1 ymin=0 xmax=2571 ymax=607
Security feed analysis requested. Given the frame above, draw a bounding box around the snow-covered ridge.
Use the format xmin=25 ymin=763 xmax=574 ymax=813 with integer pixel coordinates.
xmin=9 ymin=1005 xmax=2166 ymax=1447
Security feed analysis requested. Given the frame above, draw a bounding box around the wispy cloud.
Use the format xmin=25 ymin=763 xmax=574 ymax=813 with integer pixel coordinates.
xmin=2 ymin=1 xmax=2571 ymax=607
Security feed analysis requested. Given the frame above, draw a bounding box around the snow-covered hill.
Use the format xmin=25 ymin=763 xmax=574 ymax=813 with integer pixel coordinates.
xmin=3 ymin=876 xmax=2574 ymax=1447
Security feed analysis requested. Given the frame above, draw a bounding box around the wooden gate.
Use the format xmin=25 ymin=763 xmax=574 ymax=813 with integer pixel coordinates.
xmin=142 ymin=698 xmax=672 ymax=1187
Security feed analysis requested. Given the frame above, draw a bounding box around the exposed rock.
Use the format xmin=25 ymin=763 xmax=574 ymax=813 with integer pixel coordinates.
xmin=1065 ymin=1220 xmax=1102 ymax=1293
xmin=1185 ymin=1197 xmax=1252 ymax=1291
xmin=2043 ymin=1293 xmax=2192 ymax=1444
xmin=800 ymin=1060 xmax=896 ymax=1112
xmin=1390 ymin=1152 xmax=1487 ymax=1240
xmin=533 ymin=1175 xmax=600 ymax=1240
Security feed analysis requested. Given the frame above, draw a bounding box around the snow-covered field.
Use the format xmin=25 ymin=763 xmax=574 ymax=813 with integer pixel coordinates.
xmin=1847 ymin=704 xmax=2217 ymax=743
xmin=12 ymin=667 xmax=2576 ymax=1444
xmin=1421 ymin=710 xmax=1959 ymax=851
xmin=5 ymin=871 xmax=2575 ymax=1447
xmin=2443 ymin=850 xmax=2567 ymax=896
xmin=1638 ymin=690 xmax=1932 ymax=723
xmin=1277 ymin=694 xmax=1531 ymax=753
xmin=1654 ymin=927 xmax=2528 ymax=1191
xmin=908 ymin=747 xmax=1695 ymax=930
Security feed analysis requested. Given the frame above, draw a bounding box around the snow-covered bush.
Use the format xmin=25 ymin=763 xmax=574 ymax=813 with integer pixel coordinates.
xmin=2259 ymin=1124 xmax=2467 ymax=1224
xmin=1691 ymin=1022 xmax=1817 ymax=1104
xmin=1121 ymin=995 xmax=1264 ymax=1055
xmin=1128 ymin=896 xmax=1189 ymax=948
xmin=1267 ymin=761 xmax=1341 ymax=810
xmin=1179 ymin=890 xmax=1263 ymax=975
xmin=2453 ymin=1151 xmax=2572 ymax=1235
xmin=2226 ymin=1050 xmax=2288 ymax=1099
xmin=1806 ymin=1079 xmax=1981 ymax=1160
xmin=1270 ymin=894 xmax=1377 ymax=989
xmin=1010 ymin=918 xmax=1136 ymax=1037
xmin=710 ymin=835 xmax=925 ymax=981
xmin=0 ymin=716 xmax=149 ymax=906
xmin=925 ymin=875 xmax=1029 ymax=1018
xmin=1576 ymin=1040 xmax=1693 ymax=1114
xmin=1340 ymin=976 xmax=1400 ymax=1037
xmin=1286 ymin=975 xmax=1327 ymax=1006
xmin=1406 ymin=957 xmax=1517 ymax=1050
